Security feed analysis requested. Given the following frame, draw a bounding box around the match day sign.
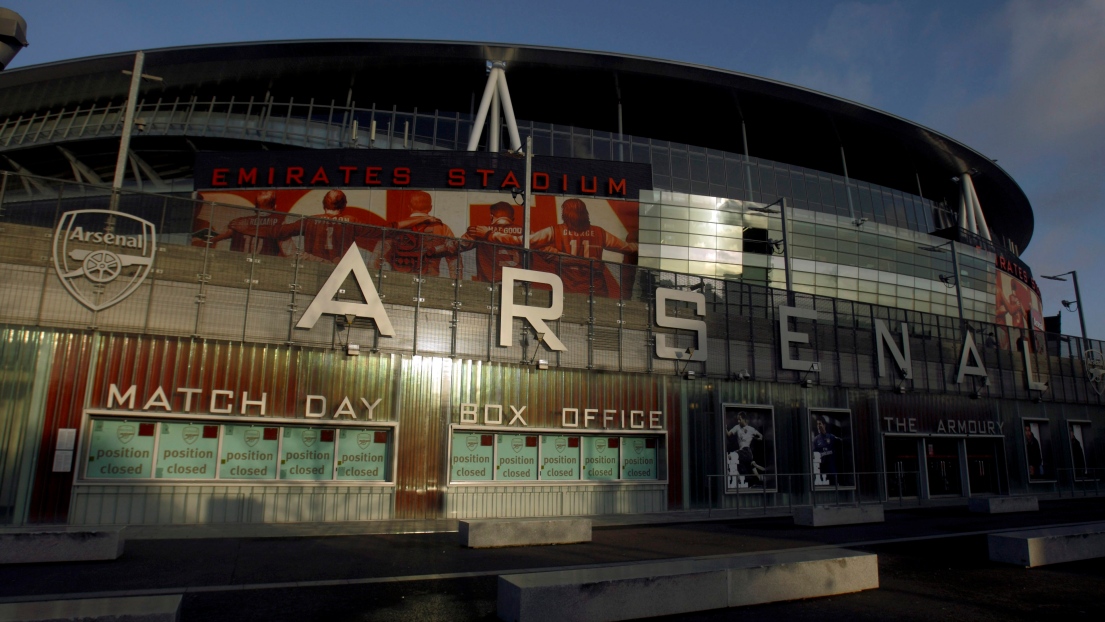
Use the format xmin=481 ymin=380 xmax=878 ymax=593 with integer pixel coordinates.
xmin=620 ymin=437 xmax=658 ymax=480
xmin=336 ymin=429 xmax=389 ymax=481
xmin=451 ymin=433 xmax=494 ymax=481
xmin=53 ymin=209 xmax=156 ymax=311
xmin=539 ymin=435 xmax=580 ymax=481
xmin=582 ymin=436 xmax=619 ymax=481
xmin=156 ymin=421 xmax=219 ymax=479
xmin=87 ymin=419 xmax=155 ymax=479
xmin=280 ymin=427 xmax=334 ymax=481
xmin=495 ymin=434 xmax=537 ymax=481
xmin=219 ymin=425 xmax=279 ymax=479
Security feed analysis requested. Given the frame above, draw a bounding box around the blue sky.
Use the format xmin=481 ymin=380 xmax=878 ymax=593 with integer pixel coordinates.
xmin=5 ymin=0 xmax=1104 ymax=339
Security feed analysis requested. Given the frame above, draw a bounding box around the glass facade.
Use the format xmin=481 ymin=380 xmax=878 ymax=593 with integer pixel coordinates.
xmin=637 ymin=190 xmax=996 ymax=324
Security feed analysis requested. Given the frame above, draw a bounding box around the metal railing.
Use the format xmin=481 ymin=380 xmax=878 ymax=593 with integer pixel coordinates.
xmin=0 ymin=97 xmax=954 ymax=236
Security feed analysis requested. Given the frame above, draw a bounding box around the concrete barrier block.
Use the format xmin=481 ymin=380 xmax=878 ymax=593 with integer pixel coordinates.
xmin=969 ymin=496 xmax=1038 ymax=514
xmin=497 ymin=548 xmax=878 ymax=622
xmin=499 ymin=560 xmax=729 ymax=622
xmin=988 ymin=522 xmax=1105 ymax=567
xmin=728 ymin=549 xmax=879 ymax=606
xmin=793 ymin=505 xmax=885 ymax=527
xmin=0 ymin=595 xmax=181 ymax=622
xmin=0 ymin=528 xmax=125 ymax=564
xmin=460 ymin=518 xmax=590 ymax=548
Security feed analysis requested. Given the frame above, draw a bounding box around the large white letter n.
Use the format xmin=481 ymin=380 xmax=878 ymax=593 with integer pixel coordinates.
xmin=499 ymin=267 xmax=565 ymax=350
xmin=295 ymin=243 xmax=395 ymax=335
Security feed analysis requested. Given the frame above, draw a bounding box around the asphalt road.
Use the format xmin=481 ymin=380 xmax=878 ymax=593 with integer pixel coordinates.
xmin=2 ymin=498 xmax=1104 ymax=621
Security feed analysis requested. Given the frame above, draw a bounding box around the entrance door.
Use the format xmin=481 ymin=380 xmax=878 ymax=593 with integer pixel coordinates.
xmin=885 ymin=437 xmax=920 ymax=498
xmin=926 ymin=438 xmax=962 ymax=496
xmin=966 ymin=438 xmax=1001 ymax=495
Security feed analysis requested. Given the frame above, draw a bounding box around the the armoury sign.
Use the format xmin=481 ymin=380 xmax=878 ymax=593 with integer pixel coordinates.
xmin=53 ymin=210 xmax=157 ymax=311
xmin=195 ymin=150 xmax=653 ymax=199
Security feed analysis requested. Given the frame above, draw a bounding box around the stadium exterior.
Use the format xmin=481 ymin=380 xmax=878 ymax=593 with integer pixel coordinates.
xmin=0 ymin=40 xmax=1100 ymax=527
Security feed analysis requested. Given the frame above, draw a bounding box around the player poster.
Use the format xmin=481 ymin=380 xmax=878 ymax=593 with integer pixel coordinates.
xmin=722 ymin=404 xmax=776 ymax=494
xmin=809 ymin=408 xmax=855 ymax=489
xmin=996 ymin=270 xmax=1044 ymax=349
xmin=1022 ymin=418 xmax=1054 ymax=482
xmin=194 ymin=188 xmax=638 ymax=296
xmin=1068 ymin=421 xmax=1092 ymax=480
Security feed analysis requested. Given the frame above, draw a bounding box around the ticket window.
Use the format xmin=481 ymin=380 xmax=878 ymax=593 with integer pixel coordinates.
xmin=966 ymin=438 xmax=1003 ymax=496
xmin=885 ymin=437 xmax=921 ymax=499
xmin=926 ymin=438 xmax=963 ymax=497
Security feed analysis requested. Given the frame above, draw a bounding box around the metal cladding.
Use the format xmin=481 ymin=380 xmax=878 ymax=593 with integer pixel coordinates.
xmin=0 ymin=8 xmax=27 ymax=70
xmin=0 ymin=39 xmax=1097 ymax=528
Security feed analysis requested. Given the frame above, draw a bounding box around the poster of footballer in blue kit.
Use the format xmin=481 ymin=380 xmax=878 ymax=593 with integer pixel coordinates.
xmin=809 ymin=408 xmax=855 ymax=489
xmin=722 ymin=404 xmax=776 ymax=494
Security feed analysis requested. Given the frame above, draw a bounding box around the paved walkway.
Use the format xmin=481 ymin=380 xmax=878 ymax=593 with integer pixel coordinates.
xmin=2 ymin=498 xmax=1103 ymax=620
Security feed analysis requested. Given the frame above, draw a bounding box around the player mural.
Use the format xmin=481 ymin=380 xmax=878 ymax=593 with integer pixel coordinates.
xmin=461 ymin=201 xmax=524 ymax=283
xmin=1067 ymin=421 xmax=1091 ymax=480
xmin=194 ymin=188 xmax=639 ymax=292
xmin=722 ymin=404 xmax=776 ymax=493
xmin=809 ymin=408 xmax=855 ymax=489
xmin=996 ymin=269 xmax=1044 ymax=349
xmin=1022 ymin=418 xmax=1054 ymax=482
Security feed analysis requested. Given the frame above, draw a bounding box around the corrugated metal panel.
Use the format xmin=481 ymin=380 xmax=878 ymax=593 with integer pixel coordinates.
xmin=28 ymin=330 xmax=94 ymax=523
xmin=445 ymin=484 xmax=666 ymax=519
xmin=70 ymin=485 xmax=394 ymax=525
xmin=0 ymin=328 xmax=52 ymax=525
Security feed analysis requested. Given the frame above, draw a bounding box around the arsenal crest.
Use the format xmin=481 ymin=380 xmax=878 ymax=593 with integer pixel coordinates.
xmin=183 ymin=426 xmax=200 ymax=445
xmin=117 ymin=424 xmax=135 ymax=444
xmin=596 ymin=439 xmax=607 ymax=453
xmin=53 ymin=209 xmax=157 ymax=311
xmin=554 ymin=437 xmax=567 ymax=454
xmin=357 ymin=432 xmax=372 ymax=449
xmin=511 ymin=436 xmax=524 ymax=453
xmin=1085 ymin=349 xmax=1105 ymax=396
xmin=244 ymin=429 xmax=261 ymax=447
xmin=302 ymin=429 xmax=318 ymax=447
xmin=466 ymin=435 xmax=479 ymax=451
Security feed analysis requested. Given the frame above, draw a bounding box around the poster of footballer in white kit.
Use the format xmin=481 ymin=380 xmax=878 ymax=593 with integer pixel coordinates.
xmin=722 ymin=404 xmax=776 ymax=494
xmin=809 ymin=408 xmax=855 ymax=490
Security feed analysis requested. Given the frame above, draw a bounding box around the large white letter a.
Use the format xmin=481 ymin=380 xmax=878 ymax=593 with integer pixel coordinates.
xmin=295 ymin=243 xmax=395 ymax=335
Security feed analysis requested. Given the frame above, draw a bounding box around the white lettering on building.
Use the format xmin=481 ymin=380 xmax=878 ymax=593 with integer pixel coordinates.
xmin=295 ymin=243 xmax=395 ymax=335
xmin=499 ymin=267 xmax=566 ymax=351
xmin=654 ymin=288 xmax=707 ymax=361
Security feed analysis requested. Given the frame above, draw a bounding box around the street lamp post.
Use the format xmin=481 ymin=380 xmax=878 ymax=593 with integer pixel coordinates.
xmin=746 ymin=197 xmax=792 ymax=296
xmin=1041 ymin=271 xmax=1087 ymax=342
xmin=919 ymin=241 xmax=965 ymax=326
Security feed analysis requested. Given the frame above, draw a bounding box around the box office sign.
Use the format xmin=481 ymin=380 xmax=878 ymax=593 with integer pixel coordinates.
xmin=540 ymin=435 xmax=580 ymax=480
xmin=336 ymin=429 xmax=389 ymax=481
xmin=155 ymin=421 xmax=219 ymax=479
xmin=220 ymin=425 xmax=280 ymax=479
xmin=620 ymin=437 xmax=658 ymax=480
xmin=87 ymin=419 xmax=155 ymax=478
xmin=496 ymin=434 xmax=538 ymax=480
xmin=450 ymin=432 xmax=660 ymax=483
xmin=451 ymin=433 xmax=494 ymax=481
xmin=281 ymin=427 xmax=335 ymax=481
